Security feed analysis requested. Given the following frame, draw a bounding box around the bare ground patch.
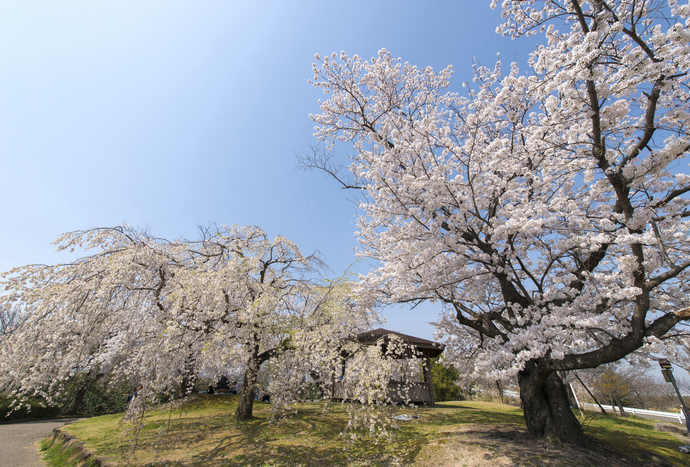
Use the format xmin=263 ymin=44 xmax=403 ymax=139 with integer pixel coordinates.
xmin=414 ymin=424 xmax=676 ymax=467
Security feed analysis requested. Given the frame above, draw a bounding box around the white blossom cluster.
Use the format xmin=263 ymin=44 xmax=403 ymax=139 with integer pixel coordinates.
xmin=310 ymin=0 xmax=690 ymax=379
xmin=0 ymin=225 xmax=378 ymax=416
xmin=337 ymin=335 xmax=422 ymax=441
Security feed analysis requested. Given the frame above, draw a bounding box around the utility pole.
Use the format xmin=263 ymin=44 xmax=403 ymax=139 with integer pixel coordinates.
xmin=659 ymin=358 xmax=690 ymax=432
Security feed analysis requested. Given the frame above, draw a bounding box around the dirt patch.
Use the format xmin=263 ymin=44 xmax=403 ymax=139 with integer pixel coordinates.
xmin=413 ymin=424 xmax=673 ymax=466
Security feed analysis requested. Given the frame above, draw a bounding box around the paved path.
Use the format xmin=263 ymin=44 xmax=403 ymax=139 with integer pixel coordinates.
xmin=0 ymin=418 xmax=75 ymax=467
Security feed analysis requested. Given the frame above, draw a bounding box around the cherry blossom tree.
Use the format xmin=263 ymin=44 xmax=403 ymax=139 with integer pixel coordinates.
xmin=0 ymin=225 xmax=375 ymax=421
xmin=0 ymin=302 xmax=19 ymax=337
xmin=305 ymin=0 xmax=690 ymax=445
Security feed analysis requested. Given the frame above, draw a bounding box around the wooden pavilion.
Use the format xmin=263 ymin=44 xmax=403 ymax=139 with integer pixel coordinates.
xmin=331 ymin=328 xmax=445 ymax=405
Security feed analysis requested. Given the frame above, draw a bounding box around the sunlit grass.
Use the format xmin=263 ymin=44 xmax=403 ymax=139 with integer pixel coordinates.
xmin=580 ymin=411 xmax=688 ymax=465
xmin=60 ymin=395 xmax=690 ymax=466
xmin=40 ymin=437 xmax=98 ymax=467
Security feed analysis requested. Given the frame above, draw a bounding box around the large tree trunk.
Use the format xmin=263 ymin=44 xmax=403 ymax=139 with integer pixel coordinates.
xmin=495 ymin=380 xmax=504 ymax=405
xmin=179 ymin=352 xmax=197 ymax=398
xmin=67 ymin=385 xmax=88 ymax=415
xmin=66 ymin=372 xmax=103 ymax=415
xmin=180 ymin=372 xmax=197 ymax=399
xmin=235 ymin=345 xmax=260 ymax=422
xmin=517 ymin=361 xmax=590 ymax=447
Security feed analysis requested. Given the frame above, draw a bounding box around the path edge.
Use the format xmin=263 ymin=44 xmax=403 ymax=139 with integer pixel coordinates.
xmin=43 ymin=427 xmax=117 ymax=467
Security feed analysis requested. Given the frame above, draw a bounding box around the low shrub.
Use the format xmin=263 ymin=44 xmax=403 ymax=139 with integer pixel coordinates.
xmin=0 ymin=393 xmax=61 ymax=421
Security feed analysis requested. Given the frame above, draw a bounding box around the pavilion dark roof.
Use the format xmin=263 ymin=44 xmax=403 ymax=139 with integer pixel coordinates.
xmin=355 ymin=328 xmax=445 ymax=358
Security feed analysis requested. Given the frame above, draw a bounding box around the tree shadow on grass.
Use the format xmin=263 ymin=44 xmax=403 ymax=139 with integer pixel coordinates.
xmin=422 ymin=406 xmax=524 ymax=427
xmin=179 ymin=416 xmax=356 ymax=467
xmin=129 ymin=400 xmax=557 ymax=466
xmin=583 ymin=413 xmax=666 ymax=431
xmin=429 ymin=403 xmax=475 ymax=409
xmin=223 ymin=443 xmax=353 ymax=467
xmin=172 ymin=403 xmax=430 ymax=467
xmin=416 ymin=424 xmax=659 ymax=467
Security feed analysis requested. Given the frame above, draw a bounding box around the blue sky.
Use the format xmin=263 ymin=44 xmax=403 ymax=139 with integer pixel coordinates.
xmin=0 ymin=1 xmax=538 ymax=340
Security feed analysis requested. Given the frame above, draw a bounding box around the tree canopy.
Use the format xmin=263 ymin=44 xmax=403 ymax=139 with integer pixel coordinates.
xmin=306 ymin=0 xmax=690 ymax=445
xmin=0 ymin=225 xmax=376 ymax=421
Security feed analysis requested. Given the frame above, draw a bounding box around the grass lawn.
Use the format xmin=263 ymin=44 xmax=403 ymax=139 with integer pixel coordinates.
xmin=58 ymin=395 xmax=690 ymax=466
xmin=580 ymin=413 xmax=688 ymax=464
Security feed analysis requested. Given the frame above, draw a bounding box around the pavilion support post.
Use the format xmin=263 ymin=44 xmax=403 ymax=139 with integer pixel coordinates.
xmin=422 ymin=355 xmax=434 ymax=405
xmin=334 ymin=358 xmax=345 ymax=401
xmin=330 ymin=364 xmax=336 ymax=401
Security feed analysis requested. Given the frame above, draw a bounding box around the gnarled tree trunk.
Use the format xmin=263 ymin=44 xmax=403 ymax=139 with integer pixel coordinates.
xmin=518 ymin=361 xmax=590 ymax=447
xmin=179 ymin=352 xmax=198 ymax=398
xmin=67 ymin=384 xmax=89 ymax=415
xmin=235 ymin=343 xmax=260 ymax=422
xmin=233 ymin=338 xmax=283 ymax=421
xmin=66 ymin=372 xmax=103 ymax=415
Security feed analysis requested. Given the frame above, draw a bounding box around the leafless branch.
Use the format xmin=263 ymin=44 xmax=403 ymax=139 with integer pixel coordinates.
xmin=295 ymin=145 xmax=363 ymax=190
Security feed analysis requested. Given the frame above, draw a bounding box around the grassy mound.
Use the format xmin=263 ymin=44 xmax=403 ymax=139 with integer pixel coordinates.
xmin=56 ymin=395 xmax=688 ymax=466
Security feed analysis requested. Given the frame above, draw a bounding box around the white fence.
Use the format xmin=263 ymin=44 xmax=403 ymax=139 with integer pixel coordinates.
xmin=501 ymin=389 xmax=685 ymax=425
xmin=580 ymin=402 xmax=686 ymax=424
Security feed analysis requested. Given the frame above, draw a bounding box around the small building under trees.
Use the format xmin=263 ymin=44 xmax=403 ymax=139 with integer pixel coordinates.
xmin=332 ymin=328 xmax=445 ymax=405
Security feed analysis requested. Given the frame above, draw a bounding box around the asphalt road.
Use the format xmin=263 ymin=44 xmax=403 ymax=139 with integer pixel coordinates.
xmin=0 ymin=418 xmax=75 ymax=467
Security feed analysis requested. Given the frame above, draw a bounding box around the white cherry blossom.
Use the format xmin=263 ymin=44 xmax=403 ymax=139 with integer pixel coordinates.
xmin=307 ymin=0 xmax=690 ymax=445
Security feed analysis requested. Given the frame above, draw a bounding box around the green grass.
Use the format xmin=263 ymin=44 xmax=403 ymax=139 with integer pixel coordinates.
xmin=580 ymin=411 xmax=688 ymax=464
xmin=57 ymin=395 xmax=690 ymax=466
xmin=40 ymin=437 xmax=97 ymax=467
